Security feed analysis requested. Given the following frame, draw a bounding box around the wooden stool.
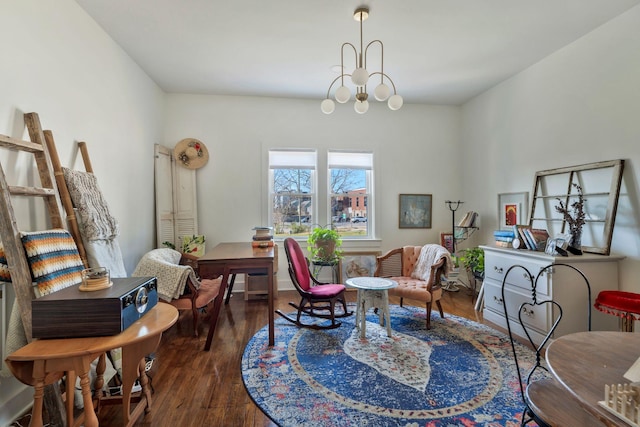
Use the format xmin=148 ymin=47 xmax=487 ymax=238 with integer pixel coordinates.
xmin=594 ymin=290 xmax=640 ymax=332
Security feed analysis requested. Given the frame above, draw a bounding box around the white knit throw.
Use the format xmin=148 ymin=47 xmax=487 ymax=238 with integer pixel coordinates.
xmin=63 ymin=167 xmax=119 ymax=241
xmin=411 ymin=244 xmax=453 ymax=281
xmin=132 ymin=248 xmax=198 ymax=301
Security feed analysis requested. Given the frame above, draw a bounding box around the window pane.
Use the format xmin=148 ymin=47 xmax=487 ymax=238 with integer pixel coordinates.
xmin=274 ymin=169 xmax=312 ymax=193
xmin=271 ymin=168 xmax=314 ymax=238
xmin=330 ymin=168 xmax=366 ymax=194
xmin=330 ymin=168 xmax=369 ymax=238
xmin=272 ymin=193 xmax=312 ymax=237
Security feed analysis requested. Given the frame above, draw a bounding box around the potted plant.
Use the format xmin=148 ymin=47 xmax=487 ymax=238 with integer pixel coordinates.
xmin=307 ymin=226 xmax=343 ymax=262
xmin=459 ymin=247 xmax=485 ymax=280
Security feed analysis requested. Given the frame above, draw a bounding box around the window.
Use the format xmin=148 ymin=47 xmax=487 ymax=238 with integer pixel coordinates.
xmin=269 ymin=150 xmax=316 ymax=238
xmin=268 ymin=149 xmax=374 ymax=239
xmin=328 ymin=151 xmax=373 ymax=239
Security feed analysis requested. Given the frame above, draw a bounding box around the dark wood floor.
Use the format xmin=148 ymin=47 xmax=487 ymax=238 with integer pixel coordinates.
xmin=23 ymin=286 xmax=483 ymax=426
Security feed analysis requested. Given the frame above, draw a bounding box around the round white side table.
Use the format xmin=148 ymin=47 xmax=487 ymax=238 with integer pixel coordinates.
xmin=345 ymin=277 xmax=398 ymax=338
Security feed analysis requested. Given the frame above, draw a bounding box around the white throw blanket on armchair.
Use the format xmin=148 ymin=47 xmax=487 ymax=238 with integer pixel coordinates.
xmin=132 ymin=248 xmax=199 ymax=302
xmin=411 ymin=244 xmax=453 ymax=282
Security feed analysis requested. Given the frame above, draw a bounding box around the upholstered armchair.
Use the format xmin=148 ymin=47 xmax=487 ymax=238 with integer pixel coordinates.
xmin=375 ymin=245 xmax=451 ymax=329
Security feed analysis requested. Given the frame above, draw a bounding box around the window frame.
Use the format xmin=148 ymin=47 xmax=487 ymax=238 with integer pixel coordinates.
xmin=267 ymin=149 xmax=375 ymax=241
xmin=327 ymin=150 xmax=374 ymax=239
xmin=268 ymin=149 xmax=317 ymax=239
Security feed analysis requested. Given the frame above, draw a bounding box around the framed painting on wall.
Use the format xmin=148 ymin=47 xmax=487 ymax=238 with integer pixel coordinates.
xmin=498 ymin=192 xmax=529 ymax=230
xmin=399 ymin=194 xmax=432 ymax=229
xmin=440 ymin=232 xmax=454 ymax=253
xmin=339 ymin=251 xmax=381 ymax=284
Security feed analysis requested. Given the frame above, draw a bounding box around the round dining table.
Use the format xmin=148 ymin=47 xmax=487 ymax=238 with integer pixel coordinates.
xmin=545 ymin=331 xmax=640 ymax=426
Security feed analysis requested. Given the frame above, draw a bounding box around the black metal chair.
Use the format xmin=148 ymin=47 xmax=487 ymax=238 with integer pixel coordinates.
xmin=276 ymin=237 xmax=352 ymax=329
xmin=501 ymin=263 xmax=602 ymax=426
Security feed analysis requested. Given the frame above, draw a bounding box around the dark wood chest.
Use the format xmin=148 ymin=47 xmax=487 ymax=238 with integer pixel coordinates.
xmin=32 ymin=276 xmax=158 ymax=339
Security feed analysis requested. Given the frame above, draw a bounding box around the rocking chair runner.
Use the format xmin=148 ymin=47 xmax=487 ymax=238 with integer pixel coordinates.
xmin=276 ymin=237 xmax=352 ymax=329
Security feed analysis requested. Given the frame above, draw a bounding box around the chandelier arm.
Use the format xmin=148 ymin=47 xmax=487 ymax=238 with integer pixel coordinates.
xmin=368 ymin=71 xmax=398 ymax=94
xmin=365 ymin=40 xmax=385 ymax=83
xmin=340 ymin=42 xmax=358 ymax=86
xmin=325 ymin=74 xmax=352 ymax=99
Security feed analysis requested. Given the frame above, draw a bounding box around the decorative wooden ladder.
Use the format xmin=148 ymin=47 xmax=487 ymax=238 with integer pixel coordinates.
xmin=0 ymin=112 xmax=68 ymax=426
xmin=45 ymin=132 xmax=91 ymax=268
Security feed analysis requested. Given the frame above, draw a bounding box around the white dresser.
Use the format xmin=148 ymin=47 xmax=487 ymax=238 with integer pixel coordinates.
xmin=481 ymin=245 xmax=623 ymax=341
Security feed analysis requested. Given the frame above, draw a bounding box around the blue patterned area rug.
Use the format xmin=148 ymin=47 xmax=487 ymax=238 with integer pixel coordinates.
xmin=242 ymin=305 xmax=536 ymax=427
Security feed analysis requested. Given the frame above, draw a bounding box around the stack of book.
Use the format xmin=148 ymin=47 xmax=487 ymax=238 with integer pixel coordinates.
xmin=493 ymin=230 xmax=516 ymax=247
xmin=252 ymin=227 xmax=274 ymax=248
xmin=512 ymin=225 xmax=549 ymax=251
xmin=458 ymin=211 xmax=478 ymax=228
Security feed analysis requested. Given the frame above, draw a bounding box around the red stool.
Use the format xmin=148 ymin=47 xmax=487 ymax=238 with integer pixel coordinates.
xmin=594 ymin=290 xmax=640 ymax=332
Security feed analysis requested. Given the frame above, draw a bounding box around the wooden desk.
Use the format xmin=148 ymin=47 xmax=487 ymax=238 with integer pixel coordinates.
xmin=5 ymin=304 xmax=178 ymax=427
xmin=546 ymin=331 xmax=640 ymax=426
xmin=198 ymin=242 xmax=275 ymax=349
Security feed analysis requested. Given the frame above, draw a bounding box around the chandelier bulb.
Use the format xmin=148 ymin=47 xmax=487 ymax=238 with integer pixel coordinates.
xmin=374 ymin=83 xmax=391 ymax=101
xmin=321 ymin=99 xmax=335 ymax=114
xmin=335 ymin=85 xmax=351 ymax=103
xmin=388 ymin=94 xmax=404 ymax=111
xmin=351 ymin=67 xmax=369 ymax=87
xmin=354 ymin=100 xmax=369 ymax=114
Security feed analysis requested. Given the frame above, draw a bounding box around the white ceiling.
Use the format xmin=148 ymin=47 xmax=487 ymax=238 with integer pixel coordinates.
xmin=75 ymin=0 xmax=639 ymax=105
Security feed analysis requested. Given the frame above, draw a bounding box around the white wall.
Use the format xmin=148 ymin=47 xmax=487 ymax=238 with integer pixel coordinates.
xmin=460 ymin=5 xmax=640 ymax=292
xmin=1 ymin=0 xmax=165 ymax=271
xmin=0 ymin=0 xmax=163 ymax=423
xmin=163 ymin=94 xmax=462 ymax=280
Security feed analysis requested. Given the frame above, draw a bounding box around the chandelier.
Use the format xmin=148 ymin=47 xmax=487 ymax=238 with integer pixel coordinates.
xmin=321 ymin=7 xmax=403 ymax=115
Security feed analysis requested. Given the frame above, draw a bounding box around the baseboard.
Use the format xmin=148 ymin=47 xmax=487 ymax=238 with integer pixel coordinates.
xmin=0 ymin=378 xmax=32 ymax=427
xmin=231 ymin=279 xmax=295 ymax=293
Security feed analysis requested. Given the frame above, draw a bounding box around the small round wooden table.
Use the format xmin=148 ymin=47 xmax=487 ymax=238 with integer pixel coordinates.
xmin=345 ymin=277 xmax=397 ymax=339
xmin=5 ymin=303 xmax=178 ymax=427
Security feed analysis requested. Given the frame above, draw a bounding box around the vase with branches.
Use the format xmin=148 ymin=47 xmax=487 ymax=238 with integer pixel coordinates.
xmin=555 ymin=183 xmax=585 ymax=254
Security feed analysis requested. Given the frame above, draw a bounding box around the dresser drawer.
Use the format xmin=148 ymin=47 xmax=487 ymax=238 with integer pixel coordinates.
xmin=484 ymin=282 xmax=550 ymax=333
xmin=481 ymin=245 xmax=622 ymax=341
xmin=485 ymin=252 xmax=550 ymax=295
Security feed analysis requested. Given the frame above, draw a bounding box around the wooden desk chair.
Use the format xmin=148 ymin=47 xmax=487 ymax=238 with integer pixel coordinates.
xmin=501 ymin=263 xmax=602 ymax=427
xmin=172 ymin=252 xmax=223 ymax=336
xmin=133 ymin=248 xmax=222 ymax=337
